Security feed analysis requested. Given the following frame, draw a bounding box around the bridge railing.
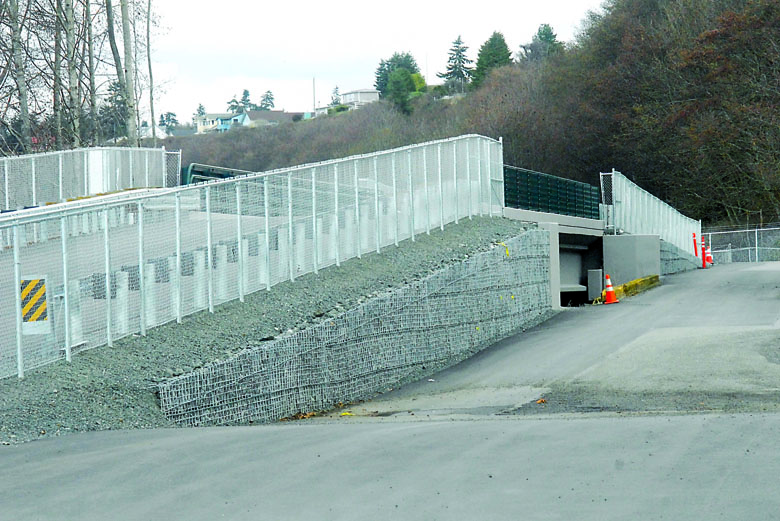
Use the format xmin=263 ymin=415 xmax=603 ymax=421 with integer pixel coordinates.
xmin=0 ymin=147 xmax=180 ymax=211
xmin=600 ymin=169 xmax=700 ymax=255
xmin=0 ymin=135 xmax=503 ymax=379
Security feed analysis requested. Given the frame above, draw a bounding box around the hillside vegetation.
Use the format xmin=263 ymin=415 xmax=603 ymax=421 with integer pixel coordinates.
xmin=165 ymin=0 xmax=779 ymax=226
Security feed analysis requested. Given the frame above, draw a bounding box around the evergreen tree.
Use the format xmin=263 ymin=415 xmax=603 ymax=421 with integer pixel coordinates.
xmin=471 ymin=32 xmax=512 ymax=89
xmin=437 ymin=36 xmax=473 ymax=93
xmin=98 ymin=81 xmax=129 ymax=141
xmin=227 ymin=95 xmax=242 ymax=114
xmin=374 ymin=52 xmax=420 ymax=97
xmin=519 ymin=24 xmax=565 ymax=62
xmin=387 ymin=68 xmax=416 ymax=114
xmin=330 ymin=86 xmax=341 ymax=107
xmin=260 ymin=90 xmax=275 ymax=110
xmin=240 ymin=89 xmax=259 ymax=112
xmin=194 ymin=104 xmax=206 ymax=120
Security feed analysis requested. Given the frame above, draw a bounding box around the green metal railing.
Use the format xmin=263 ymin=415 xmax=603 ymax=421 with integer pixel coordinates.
xmin=503 ymin=165 xmax=600 ymax=219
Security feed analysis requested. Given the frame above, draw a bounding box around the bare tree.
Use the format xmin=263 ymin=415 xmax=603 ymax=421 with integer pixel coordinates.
xmin=9 ymin=0 xmax=33 ymax=152
xmin=85 ymin=0 xmax=99 ymax=144
xmin=146 ymin=0 xmax=155 ymax=146
xmin=119 ymin=0 xmax=137 ymax=145
xmin=64 ymin=0 xmax=80 ymax=146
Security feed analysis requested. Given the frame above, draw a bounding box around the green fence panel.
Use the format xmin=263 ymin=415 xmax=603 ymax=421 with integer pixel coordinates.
xmin=503 ymin=165 xmax=601 ymax=220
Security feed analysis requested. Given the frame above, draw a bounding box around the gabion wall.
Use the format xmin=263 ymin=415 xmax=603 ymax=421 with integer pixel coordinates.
xmin=158 ymin=229 xmax=552 ymax=426
xmin=661 ymin=240 xmax=700 ymax=275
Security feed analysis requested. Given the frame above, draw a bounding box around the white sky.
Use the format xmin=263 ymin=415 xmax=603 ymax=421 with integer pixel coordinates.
xmin=150 ymin=0 xmax=606 ymax=124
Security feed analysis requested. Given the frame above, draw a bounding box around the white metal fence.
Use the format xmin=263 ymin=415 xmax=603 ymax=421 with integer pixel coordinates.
xmin=0 ymin=134 xmax=503 ymax=379
xmin=600 ymin=169 xmax=701 ymax=256
xmin=704 ymin=225 xmax=780 ymax=263
xmin=0 ymin=147 xmax=180 ymax=211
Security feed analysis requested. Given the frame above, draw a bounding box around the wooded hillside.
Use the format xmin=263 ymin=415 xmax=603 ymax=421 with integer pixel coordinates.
xmin=166 ymin=0 xmax=779 ymax=225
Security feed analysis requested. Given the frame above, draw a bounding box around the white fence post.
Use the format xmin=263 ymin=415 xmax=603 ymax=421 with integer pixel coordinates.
xmin=487 ymin=141 xmax=493 ymax=218
xmin=354 ymin=160 xmax=361 ymax=258
xmin=31 ymin=157 xmax=37 ymax=206
xmin=438 ymin=143 xmax=444 ymax=231
xmin=334 ymin=165 xmax=341 ymax=266
xmin=477 ymin=141 xmax=484 ymax=216
xmin=13 ymin=225 xmax=24 ymax=379
xmin=374 ymin=156 xmax=381 ymax=253
xmin=263 ymin=177 xmax=271 ymax=290
xmin=423 ymin=147 xmax=430 ymax=234
xmin=755 ymin=228 xmax=759 ymax=263
xmin=287 ymin=173 xmax=295 ymax=281
xmin=392 ymin=152 xmax=399 ymax=246
xmin=312 ymin=168 xmax=319 ymax=274
xmin=104 ymin=209 xmax=113 ymax=346
xmin=408 ymin=149 xmax=415 ymax=241
xmin=83 ymin=150 xmax=89 ymax=195
xmin=58 ymin=154 xmax=64 ymax=201
xmin=175 ymin=192 xmax=183 ymax=322
xmin=3 ymin=160 xmax=9 ymax=210
xmin=138 ymin=201 xmax=147 ymax=334
xmin=453 ymin=140 xmax=459 ymax=225
xmin=60 ymin=216 xmax=71 ymax=361
xmin=466 ymin=141 xmax=472 ymax=219
xmin=236 ymin=182 xmax=245 ymax=302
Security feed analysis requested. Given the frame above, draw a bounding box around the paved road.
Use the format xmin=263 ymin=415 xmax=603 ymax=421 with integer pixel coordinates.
xmin=1 ymin=262 xmax=779 ymax=520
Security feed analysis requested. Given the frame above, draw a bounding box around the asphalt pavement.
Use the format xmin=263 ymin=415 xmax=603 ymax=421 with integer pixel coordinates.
xmin=1 ymin=262 xmax=779 ymax=520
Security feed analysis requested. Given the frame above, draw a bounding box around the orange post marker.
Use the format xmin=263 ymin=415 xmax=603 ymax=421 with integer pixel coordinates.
xmin=693 ymin=232 xmax=698 ymax=257
xmin=701 ymin=236 xmax=707 ymax=269
xmin=604 ymin=274 xmax=619 ymax=304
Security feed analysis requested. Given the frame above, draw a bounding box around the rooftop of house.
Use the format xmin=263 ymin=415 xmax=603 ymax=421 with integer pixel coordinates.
xmin=246 ymin=110 xmax=303 ymax=123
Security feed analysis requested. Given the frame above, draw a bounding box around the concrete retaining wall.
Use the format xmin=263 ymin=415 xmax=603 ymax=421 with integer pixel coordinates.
xmin=158 ymin=229 xmax=553 ymax=426
xmin=661 ymin=240 xmax=700 ymax=275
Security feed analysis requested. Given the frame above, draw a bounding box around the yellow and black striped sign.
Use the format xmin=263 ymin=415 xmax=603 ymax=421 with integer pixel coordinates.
xmin=21 ymin=278 xmax=48 ymax=323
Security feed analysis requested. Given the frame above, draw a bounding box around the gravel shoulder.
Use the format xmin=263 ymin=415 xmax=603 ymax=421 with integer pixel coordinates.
xmin=0 ymin=217 xmax=530 ymax=444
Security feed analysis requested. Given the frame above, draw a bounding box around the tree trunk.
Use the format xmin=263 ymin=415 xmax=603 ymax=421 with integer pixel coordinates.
xmin=119 ymin=0 xmax=137 ymax=145
xmin=8 ymin=0 xmax=32 ymax=153
xmin=105 ymin=0 xmax=125 ymax=88
xmin=86 ymin=0 xmax=99 ymax=144
xmin=147 ymin=0 xmax=156 ymax=147
xmin=64 ymin=0 xmax=80 ymax=147
xmin=53 ymin=0 xmax=63 ymax=149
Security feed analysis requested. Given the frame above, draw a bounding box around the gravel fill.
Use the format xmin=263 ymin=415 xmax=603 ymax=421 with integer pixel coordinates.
xmin=0 ymin=217 xmax=531 ymax=444
xmin=511 ymin=383 xmax=780 ymax=416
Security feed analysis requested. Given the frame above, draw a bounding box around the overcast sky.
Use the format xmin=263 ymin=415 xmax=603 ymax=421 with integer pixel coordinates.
xmin=150 ymin=0 xmax=606 ymax=124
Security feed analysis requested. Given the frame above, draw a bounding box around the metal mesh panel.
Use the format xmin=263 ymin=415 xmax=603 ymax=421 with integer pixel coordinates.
xmin=705 ymin=226 xmax=780 ymax=263
xmin=166 ymin=151 xmax=182 ymax=187
xmin=179 ymin=187 xmax=210 ymax=316
xmin=0 ymin=135 xmax=504 ymax=379
xmin=0 ymin=148 xmax=170 ymax=212
xmin=600 ymin=170 xmax=700 ymax=256
xmin=159 ymin=229 xmax=551 ymax=426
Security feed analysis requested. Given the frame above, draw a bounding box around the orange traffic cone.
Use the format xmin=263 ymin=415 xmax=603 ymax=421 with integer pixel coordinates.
xmin=604 ymin=274 xmax=619 ymax=305
xmin=706 ymin=247 xmax=713 ymax=265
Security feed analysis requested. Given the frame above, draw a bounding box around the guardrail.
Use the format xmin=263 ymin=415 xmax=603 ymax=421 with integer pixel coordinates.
xmin=0 ymin=135 xmax=503 ymax=379
xmin=600 ymin=169 xmax=700 ymax=256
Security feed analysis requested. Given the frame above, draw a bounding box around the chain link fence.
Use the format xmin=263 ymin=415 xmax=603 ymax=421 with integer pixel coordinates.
xmin=704 ymin=225 xmax=780 ymax=263
xmin=600 ymin=169 xmax=700 ymax=256
xmin=0 ymin=147 xmax=179 ymax=212
xmin=159 ymin=229 xmax=551 ymax=426
xmin=0 ymin=135 xmax=503 ymax=379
